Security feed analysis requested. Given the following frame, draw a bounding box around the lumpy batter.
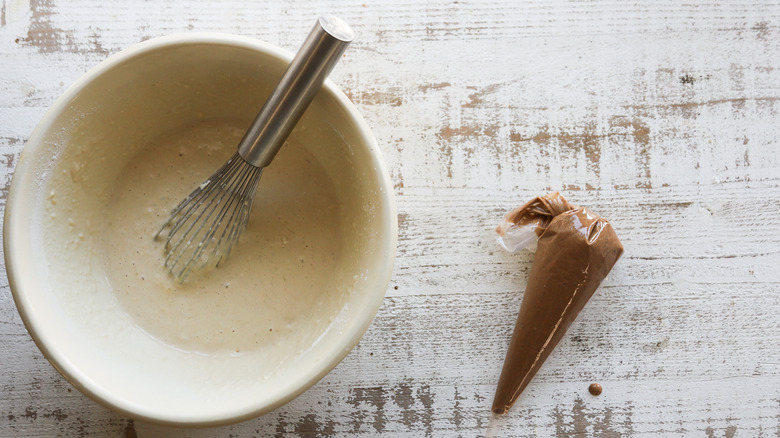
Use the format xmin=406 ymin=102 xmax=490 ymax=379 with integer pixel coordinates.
xmin=101 ymin=119 xmax=347 ymax=354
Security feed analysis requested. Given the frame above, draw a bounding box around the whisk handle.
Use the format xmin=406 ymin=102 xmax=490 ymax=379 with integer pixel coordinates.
xmin=237 ymin=15 xmax=353 ymax=168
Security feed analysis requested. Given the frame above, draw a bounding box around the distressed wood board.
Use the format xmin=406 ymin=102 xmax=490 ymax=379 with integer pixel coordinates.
xmin=1 ymin=0 xmax=780 ymax=436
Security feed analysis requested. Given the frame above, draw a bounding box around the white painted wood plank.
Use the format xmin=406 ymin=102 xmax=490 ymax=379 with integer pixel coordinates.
xmin=1 ymin=0 xmax=779 ymax=436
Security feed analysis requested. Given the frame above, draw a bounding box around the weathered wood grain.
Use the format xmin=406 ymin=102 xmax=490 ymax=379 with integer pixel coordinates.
xmin=2 ymin=0 xmax=780 ymax=436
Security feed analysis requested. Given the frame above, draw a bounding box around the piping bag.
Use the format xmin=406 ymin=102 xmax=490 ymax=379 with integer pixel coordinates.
xmin=492 ymin=192 xmax=623 ymax=414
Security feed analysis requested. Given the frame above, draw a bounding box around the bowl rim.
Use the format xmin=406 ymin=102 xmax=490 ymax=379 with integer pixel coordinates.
xmin=3 ymin=32 xmax=397 ymax=427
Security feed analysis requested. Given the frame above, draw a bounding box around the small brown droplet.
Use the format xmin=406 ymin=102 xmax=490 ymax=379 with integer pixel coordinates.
xmin=588 ymin=383 xmax=602 ymax=396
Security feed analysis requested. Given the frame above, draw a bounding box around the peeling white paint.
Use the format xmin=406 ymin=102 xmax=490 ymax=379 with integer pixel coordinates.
xmin=3 ymin=0 xmax=31 ymax=25
xmin=1 ymin=0 xmax=780 ymax=437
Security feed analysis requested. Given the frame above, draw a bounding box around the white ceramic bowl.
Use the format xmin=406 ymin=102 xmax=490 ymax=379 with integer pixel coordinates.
xmin=4 ymin=33 xmax=396 ymax=426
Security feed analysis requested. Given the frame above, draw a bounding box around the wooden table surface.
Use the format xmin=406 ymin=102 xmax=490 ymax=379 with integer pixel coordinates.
xmin=2 ymin=1 xmax=780 ymax=436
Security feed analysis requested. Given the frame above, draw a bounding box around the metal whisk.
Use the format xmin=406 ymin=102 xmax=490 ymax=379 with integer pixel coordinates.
xmin=155 ymin=16 xmax=353 ymax=282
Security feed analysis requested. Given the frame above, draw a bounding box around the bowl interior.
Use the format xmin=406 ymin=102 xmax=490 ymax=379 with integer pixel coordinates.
xmin=5 ymin=34 xmax=395 ymax=426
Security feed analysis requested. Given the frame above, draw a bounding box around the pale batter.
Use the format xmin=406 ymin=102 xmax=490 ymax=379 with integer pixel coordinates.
xmin=100 ymin=119 xmax=348 ymax=354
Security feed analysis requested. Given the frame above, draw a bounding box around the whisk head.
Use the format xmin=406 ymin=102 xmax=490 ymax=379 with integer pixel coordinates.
xmin=155 ymin=152 xmax=263 ymax=282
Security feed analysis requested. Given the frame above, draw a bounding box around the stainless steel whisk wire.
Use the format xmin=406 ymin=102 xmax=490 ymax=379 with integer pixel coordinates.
xmin=157 ymin=153 xmax=263 ymax=279
xmin=155 ymin=16 xmax=353 ymax=282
